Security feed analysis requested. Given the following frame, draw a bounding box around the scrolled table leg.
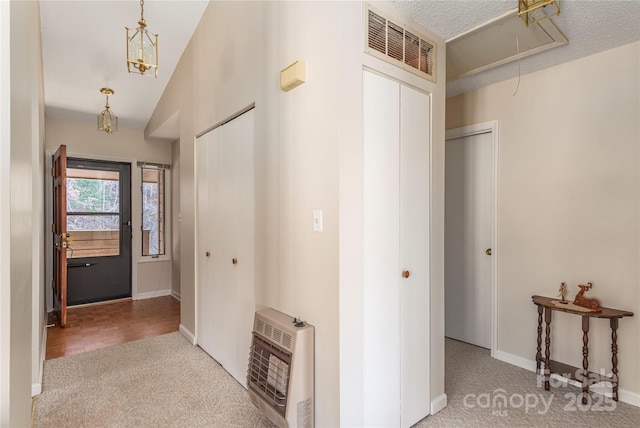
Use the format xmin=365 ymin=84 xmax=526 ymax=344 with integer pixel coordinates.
xmin=611 ymin=317 xmax=619 ymax=402
xmin=536 ymin=305 xmax=543 ymax=375
xmin=582 ymin=316 xmax=589 ymax=405
xmin=544 ymin=308 xmax=551 ymax=391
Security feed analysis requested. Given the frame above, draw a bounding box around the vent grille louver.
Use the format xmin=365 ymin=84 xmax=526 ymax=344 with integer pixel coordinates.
xmin=255 ymin=317 xmax=294 ymax=352
xmin=366 ymin=6 xmax=436 ymax=82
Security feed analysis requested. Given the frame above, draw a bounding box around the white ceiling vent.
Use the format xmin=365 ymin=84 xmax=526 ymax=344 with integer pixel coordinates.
xmin=365 ymin=5 xmax=436 ymax=83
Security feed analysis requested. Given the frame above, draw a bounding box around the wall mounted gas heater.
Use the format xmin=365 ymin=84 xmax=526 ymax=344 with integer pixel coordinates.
xmin=247 ymin=308 xmax=314 ymax=428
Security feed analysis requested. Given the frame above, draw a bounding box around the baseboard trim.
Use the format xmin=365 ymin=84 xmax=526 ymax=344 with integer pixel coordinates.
xmin=136 ymin=289 xmax=172 ymax=300
xmin=493 ymin=349 xmax=537 ymax=372
xmin=171 ymin=290 xmax=181 ymax=301
xmin=179 ymin=324 xmax=196 ymax=345
xmin=494 ymin=349 xmax=639 ymax=407
xmin=32 ymin=322 xmax=48 ymax=397
xmin=618 ymin=388 xmax=640 ymax=407
xmin=546 ymin=374 xmax=640 ymax=407
xmin=430 ymin=393 xmax=447 ymax=415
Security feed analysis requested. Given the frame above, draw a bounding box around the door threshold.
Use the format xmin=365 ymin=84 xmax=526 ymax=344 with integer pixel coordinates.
xmin=69 ymin=297 xmax=132 ymax=310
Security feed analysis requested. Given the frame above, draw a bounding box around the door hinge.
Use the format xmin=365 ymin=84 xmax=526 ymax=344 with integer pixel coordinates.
xmin=51 ymin=224 xmax=55 ymax=233
xmin=51 ymin=167 xmax=55 ymax=177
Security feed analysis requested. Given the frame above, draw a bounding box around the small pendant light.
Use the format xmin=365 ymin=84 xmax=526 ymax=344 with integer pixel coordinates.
xmin=97 ymin=88 xmax=118 ymax=134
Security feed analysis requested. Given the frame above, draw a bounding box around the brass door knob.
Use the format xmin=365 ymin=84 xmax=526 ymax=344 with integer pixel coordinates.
xmin=205 ymin=251 xmax=211 ymax=257
xmin=232 ymin=258 xmax=238 ymax=265
xmin=402 ymin=270 xmax=410 ymax=279
xmin=486 ymin=248 xmax=492 ymax=256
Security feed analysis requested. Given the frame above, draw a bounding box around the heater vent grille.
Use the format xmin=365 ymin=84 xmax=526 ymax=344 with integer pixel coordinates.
xmin=248 ymin=334 xmax=291 ymax=417
xmin=255 ymin=317 xmax=294 ymax=352
xmin=365 ymin=5 xmax=436 ymax=82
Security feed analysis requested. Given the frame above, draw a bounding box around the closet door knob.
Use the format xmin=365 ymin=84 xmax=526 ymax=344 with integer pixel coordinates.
xmin=205 ymin=251 xmax=210 ymax=257
xmin=402 ymin=270 xmax=410 ymax=279
xmin=486 ymin=248 xmax=492 ymax=256
xmin=232 ymin=258 xmax=238 ymax=265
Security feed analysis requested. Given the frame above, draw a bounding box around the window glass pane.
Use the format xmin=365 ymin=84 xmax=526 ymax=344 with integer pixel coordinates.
xmin=67 ymin=170 xmax=119 ymax=213
xmin=142 ymin=167 xmax=165 ymax=256
xmin=67 ymin=214 xmax=119 ymax=231
xmin=67 ymin=214 xmax=120 ymax=258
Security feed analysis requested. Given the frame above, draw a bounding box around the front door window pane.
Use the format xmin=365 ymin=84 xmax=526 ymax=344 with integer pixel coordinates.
xmin=66 ymin=168 xmax=120 ymax=258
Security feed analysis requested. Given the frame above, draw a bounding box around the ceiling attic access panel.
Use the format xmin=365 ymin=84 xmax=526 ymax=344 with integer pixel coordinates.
xmin=446 ymin=8 xmax=567 ymax=81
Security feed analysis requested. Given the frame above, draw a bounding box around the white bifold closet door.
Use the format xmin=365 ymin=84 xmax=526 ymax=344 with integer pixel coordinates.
xmin=196 ymin=109 xmax=255 ymax=386
xmin=363 ymin=70 xmax=430 ymax=427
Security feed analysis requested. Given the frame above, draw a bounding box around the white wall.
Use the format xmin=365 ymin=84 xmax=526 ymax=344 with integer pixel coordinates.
xmin=44 ymin=116 xmax=173 ymax=307
xmin=31 ymin=0 xmax=46 ymax=397
xmin=447 ymin=41 xmax=640 ymax=403
xmin=146 ymin=1 xmax=446 ymax=424
xmin=0 ymin=0 xmax=45 ymax=425
xmin=0 ymin=1 xmax=11 ymax=423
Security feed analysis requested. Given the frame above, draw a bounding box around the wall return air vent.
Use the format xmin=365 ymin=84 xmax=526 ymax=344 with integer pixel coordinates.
xmin=365 ymin=4 xmax=436 ymax=83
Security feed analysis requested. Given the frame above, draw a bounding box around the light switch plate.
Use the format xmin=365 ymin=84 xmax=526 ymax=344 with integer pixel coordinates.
xmin=313 ymin=209 xmax=322 ymax=232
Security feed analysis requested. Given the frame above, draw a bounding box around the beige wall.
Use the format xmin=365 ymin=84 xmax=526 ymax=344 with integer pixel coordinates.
xmin=147 ymin=1 xmax=446 ymax=424
xmin=45 ymin=116 xmax=173 ymax=305
xmin=171 ymin=140 xmax=181 ymax=298
xmin=45 ymin=116 xmax=171 ymax=163
xmin=1 ymin=0 xmax=46 ymax=425
xmin=147 ymin=2 xmax=342 ymax=423
xmin=137 ymin=261 xmax=171 ymax=296
xmin=0 ymin=1 xmax=9 ymax=420
xmin=447 ymin=41 xmax=640 ymax=401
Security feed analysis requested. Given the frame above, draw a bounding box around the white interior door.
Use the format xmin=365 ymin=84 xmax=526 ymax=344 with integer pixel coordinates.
xmin=232 ymin=113 xmax=256 ymax=385
xmin=196 ymin=127 xmax=224 ymax=363
xmin=363 ymin=70 xmax=430 ymax=427
xmin=399 ymin=84 xmax=430 ymax=428
xmin=196 ymin=109 xmax=255 ymax=386
xmin=219 ymin=120 xmax=240 ymax=377
xmin=363 ymin=70 xmax=401 ymax=427
xmin=445 ymin=130 xmax=492 ymax=349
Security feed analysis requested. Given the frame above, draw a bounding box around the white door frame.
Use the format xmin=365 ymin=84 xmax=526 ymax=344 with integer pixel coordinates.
xmin=445 ymin=121 xmax=499 ymax=356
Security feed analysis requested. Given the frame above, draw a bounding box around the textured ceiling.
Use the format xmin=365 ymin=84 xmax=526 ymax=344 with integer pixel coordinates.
xmin=391 ymin=0 xmax=640 ymax=97
xmin=392 ymin=0 xmax=515 ymax=40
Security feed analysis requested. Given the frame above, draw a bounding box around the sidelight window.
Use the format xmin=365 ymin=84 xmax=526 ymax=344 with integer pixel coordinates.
xmin=140 ymin=164 xmax=166 ymax=256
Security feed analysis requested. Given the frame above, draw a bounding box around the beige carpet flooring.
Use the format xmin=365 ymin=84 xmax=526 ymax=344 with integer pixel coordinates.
xmin=33 ymin=332 xmax=273 ymax=427
xmin=415 ymin=338 xmax=640 ymax=427
xmin=33 ymin=332 xmax=640 ymax=427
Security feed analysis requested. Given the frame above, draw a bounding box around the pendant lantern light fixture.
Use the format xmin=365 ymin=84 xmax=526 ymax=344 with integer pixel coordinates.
xmin=97 ymin=88 xmax=118 ymax=134
xmin=126 ymin=0 xmax=158 ymax=77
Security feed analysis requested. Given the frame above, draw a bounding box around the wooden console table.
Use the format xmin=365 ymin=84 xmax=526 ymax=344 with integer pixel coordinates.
xmin=531 ymin=295 xmax=633 ymax=404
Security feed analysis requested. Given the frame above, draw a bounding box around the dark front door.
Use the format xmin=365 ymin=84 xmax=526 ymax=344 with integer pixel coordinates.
xmin=66 ymin=158 xmax=132 ymax=305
